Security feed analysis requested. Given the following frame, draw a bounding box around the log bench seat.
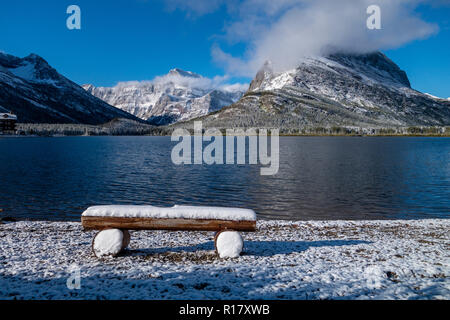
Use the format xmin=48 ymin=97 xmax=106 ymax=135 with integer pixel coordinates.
xmin=81 ymin=205 xmax=257 ymax=258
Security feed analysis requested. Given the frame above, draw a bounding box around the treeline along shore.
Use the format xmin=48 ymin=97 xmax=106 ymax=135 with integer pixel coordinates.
xmin=8 ymin=119 xmax=450 ymax=137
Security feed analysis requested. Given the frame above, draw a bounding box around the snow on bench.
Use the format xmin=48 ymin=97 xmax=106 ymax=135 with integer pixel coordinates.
xmin=81 ymin=205 xmax=257 ymax=258
xmin=81 ymin=205 xmax=256 ymax=231
xmin=82 ymin=205 xmax=256 ymax=221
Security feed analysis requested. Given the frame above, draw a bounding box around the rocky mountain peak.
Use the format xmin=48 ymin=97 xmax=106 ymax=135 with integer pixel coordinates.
xmin=188 ymin=51 xmax=449 ymax=129
xmin=0 ymin=52 xmax=140 ymax=124
xmin=326 ymin=52 xmax=411 ymax=88
xmin=84 ymin=69 xmax=247 ymax=125
xmin=249 ymin=60 xmax=273 ymax=92
xmin=168 ymin=68 xmax=201 ymax=78
xmin=0 ymin=52 xmax=63 ymax=84
xmin=82 ymin=84 xmax=95 ymax=91
xmin=24 ymin=53 xmax=46 ymax=63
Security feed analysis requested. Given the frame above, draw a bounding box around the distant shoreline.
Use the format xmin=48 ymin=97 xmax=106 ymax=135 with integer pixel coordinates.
xmin=4 ymin=122 xmax=450 ymax=137
xmin=3 ymin=133 xmax=450 ymax=137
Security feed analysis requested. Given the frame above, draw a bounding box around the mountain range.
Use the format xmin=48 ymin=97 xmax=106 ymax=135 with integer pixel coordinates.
xmin=175 ymin=52 xmax=450 ymax=130
xmin=0 ymin=53 xmax=140 ymax=124
xmin=1 ymin=51 xmax=449 ymax=130
xmin=83 ymin=69 xmax=246 ymax=125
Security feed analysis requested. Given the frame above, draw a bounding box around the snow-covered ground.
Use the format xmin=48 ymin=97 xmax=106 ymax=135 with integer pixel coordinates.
xmin=0 ymin=219 xmax=448 ymax=300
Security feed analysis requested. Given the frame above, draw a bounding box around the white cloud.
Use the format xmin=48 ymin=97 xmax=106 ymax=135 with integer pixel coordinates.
xmin=167 ymin=0 xmax=440 ymax=77
xmin=220 ymin=82 xmax=249 ymax=92
xmin=113 ymin=70 xmax=246 ymax=93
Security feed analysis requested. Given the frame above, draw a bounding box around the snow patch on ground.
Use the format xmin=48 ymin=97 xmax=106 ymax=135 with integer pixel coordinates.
xmin=0 ymin=219 xmax=448 ymax=300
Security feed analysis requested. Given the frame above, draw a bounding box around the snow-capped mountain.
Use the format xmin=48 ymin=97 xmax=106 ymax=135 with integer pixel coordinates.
xmin=0 ymin=52 xmax=140 ymax=124
xmin=184 ymin=52 xmax=450 ymax=129
xmin=83 ymin=69 xmax=247 ymax=125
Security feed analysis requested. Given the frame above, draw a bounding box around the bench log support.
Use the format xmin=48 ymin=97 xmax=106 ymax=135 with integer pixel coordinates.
xmin=81 ymin=216 xmax=256 ymax=258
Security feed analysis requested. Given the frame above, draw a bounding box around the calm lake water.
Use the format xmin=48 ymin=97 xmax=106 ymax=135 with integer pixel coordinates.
xmin=0 ymin=136 xmax=449 ymax=221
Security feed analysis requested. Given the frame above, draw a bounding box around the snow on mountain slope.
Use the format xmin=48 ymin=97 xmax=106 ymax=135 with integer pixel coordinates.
xmin=0 ymin=52 xmax=140 ymax=124
xmin=424 ymin=93 xmax=450 ymax=102
xmin=186 ymin=52 xmax=450 ymax=129
xmin=83 ymin=69 xmax=247 ymax=125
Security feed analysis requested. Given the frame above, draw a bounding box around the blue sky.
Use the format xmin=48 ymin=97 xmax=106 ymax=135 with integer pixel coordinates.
xmin=0 ymin=0 xmax=449 ymax=97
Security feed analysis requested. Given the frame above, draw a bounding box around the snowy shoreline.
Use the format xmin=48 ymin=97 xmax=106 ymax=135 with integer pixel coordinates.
xmin=0 ymin=219 xmax=448 ymax=300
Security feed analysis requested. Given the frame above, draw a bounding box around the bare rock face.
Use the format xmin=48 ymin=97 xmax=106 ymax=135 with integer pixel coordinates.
xmin=0 ymin=52 xmax=140 ymax=124
xmin=249 ymin=60 xmax=273 ymax=92
xmin=83 ymin=69 xmax=247 ymax=125
xmin=186 ymin=52 xmax=450 ymax=129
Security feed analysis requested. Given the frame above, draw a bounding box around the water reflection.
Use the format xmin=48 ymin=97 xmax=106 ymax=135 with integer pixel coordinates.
xmin=0 ymin=136 xmax=449 ymax=220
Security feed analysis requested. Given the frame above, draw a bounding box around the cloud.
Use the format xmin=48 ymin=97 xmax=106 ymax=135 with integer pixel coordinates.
xmin=113 ymin=70 xmax=247 ymax=93
xmin=167 ymin=0 xmax=440 ymax=76
xmin=220 ymin=82 xmax=249 ymax=92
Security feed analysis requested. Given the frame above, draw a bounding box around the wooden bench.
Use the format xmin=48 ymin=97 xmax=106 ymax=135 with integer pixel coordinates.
xmin=81 ymin=205 xmax=257 ymax=258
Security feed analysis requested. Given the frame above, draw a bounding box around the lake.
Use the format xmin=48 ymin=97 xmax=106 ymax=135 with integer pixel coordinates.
xmin=0 ymin=136 xmax=449 ymax=221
